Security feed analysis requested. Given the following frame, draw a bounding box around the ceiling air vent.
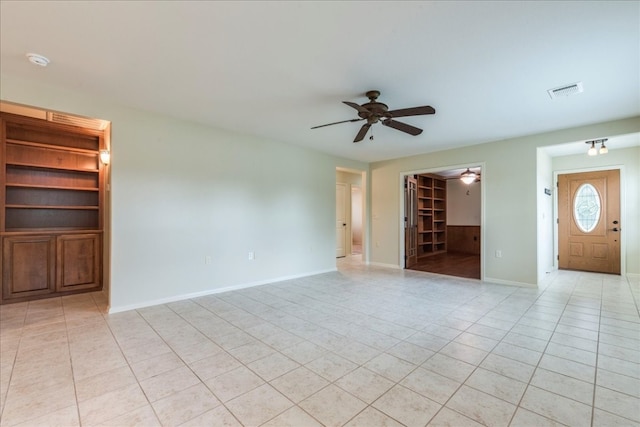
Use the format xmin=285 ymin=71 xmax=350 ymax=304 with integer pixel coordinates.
xmin=547 ymin=82 xmax=583 ymax=99
xmin=47 ymin=111 xmax=108 ymax=130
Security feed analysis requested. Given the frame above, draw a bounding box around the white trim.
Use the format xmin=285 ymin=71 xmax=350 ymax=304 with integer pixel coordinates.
xmin=627 ymin=273 xmax=640 ymax=279
xmin=108 ymin=268 xmax=337 ymax=314
xmin=336 ymin=181 xmax=349 ymax=258
xmin=367 ymin=261 xmax=401 ymax=269
xmin=335 ymin=167 xmax=370 ymax=264
xmin=483 ymin=277 xmax=537 ymax=288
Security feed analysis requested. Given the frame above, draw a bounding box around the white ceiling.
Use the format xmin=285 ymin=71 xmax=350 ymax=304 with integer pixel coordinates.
xmin=1 ymin=1 xmax=638 ymax=163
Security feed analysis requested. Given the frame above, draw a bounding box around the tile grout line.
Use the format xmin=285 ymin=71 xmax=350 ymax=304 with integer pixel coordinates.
xmin=103 ymin=306 xmax=169 ymax=426
xmin=505 ymin=275 xmax=576 ymax=426
xmin=432 ymin=280 xmax=568 ymax=426
xmin=188 ymin=287 xmax=424 ymax=426
xmin=590 ymin=275 xmax=604 ymax=427
xmin=4 ymin=267 xmax=637 ymax=427
xmin=60 ymin=297 xmax=83 ymax=427
xmin=168 ymin=301 xmax=290 ymax=427
xmin=0 ymin=301 xmax=28 ymax=425
xmin=188 ymin=296 xmax=378 ymax=427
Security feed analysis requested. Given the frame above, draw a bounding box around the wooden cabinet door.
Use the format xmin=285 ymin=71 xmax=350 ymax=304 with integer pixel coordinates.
xmin=56 ymin=233 xmax=101 ymax=291
xmin=2 ymin=235 xmax=56 ymax=301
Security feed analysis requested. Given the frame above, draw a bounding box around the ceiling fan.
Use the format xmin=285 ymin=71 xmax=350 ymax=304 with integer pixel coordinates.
xmin=443 ymin=168 xmax=481 ymax=184
xmin=311 ymin=90 xmax=436 ymax=143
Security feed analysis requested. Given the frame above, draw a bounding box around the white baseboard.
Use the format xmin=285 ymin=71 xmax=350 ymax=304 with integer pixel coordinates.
xmin=108 ymin=267 xmax=337 ymax=314
xmin=483 ymin=277 xmax=537 ymax=288
xmin=367 ymin=261 xmax=401 ymax=269
xmin=627 ymin=273 xmax=640 ymax=279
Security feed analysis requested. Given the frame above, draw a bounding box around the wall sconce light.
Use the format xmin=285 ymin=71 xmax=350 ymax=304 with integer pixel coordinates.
xmin=460 ymin=168 xmax=477 ymax=185
xmin=586 ymin=138 xmax=608 ymax=156
xmin=100 ymin=149 xmax=110 ymax=165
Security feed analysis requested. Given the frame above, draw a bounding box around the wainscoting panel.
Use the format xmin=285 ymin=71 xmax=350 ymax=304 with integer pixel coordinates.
xmin=447 ymin=225 xmax=480 ymax=254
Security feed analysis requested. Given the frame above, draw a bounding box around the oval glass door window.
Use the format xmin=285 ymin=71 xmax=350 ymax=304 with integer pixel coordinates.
xmin=574 ymin=183 xmax=601 ymax=232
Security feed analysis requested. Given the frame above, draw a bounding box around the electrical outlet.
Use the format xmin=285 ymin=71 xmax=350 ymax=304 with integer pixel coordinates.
xmin=495 ymin=250 xmax=502 ymax=258
xmin=205 ymin=256 xmax=212 ymax=264
xmin=248 ymin=251 xmax=255 ymax=260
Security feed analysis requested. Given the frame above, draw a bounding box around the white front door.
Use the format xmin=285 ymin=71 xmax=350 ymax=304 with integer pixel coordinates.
xmin=336 ymin=183 xmax=347 ymax=258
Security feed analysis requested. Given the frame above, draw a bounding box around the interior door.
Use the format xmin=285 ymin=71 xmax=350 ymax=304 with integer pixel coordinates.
xmin=405 ymin=176 xmax=418 ymax=268
xmin=336 ymin=183 xmax=347 ymax=258
xmin=558 ymin=170 xmax=620 ymax=274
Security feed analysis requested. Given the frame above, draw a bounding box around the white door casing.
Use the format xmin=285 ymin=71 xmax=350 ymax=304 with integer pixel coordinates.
xmin=336 ymin=182 xmax=347 ymax=258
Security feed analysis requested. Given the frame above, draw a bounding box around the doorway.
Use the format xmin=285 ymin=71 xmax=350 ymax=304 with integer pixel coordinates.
xmin=402 ymin=166 xmax=482 ymax=280
xmin=351 ymin=186 xmax=363 ymax=255
xmin=558 ymin=169 xmax=621 ymax=274
xmin=336 ymin=168 xmax=367 ymax=262
xmin=336 ymin=182 xmax=347 ymax=258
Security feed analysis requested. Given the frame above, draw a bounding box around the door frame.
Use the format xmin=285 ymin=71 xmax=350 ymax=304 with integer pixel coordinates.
xmin=336 ymin=167 xmax=369 ymax=263
xmin=336 ymin=182 xmax=348 ymax=258
xmin=398 ymin=162 xmax=485 ymax=280
xmin=553 ymin=165 xmax=627 ymax=274
xmin=350 ymin=185 xmax=363 ymax=255
xmin=404 ymin=175 xmax=418 ymax=268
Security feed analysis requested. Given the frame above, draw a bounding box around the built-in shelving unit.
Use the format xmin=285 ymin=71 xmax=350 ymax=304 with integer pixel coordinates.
xmin=1 ymin=112 xmax=105 ymax=303
xmin=417 ymin=174 xmax=447 ymax=258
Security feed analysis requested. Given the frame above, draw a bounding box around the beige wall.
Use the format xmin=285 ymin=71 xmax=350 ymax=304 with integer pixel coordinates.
xmin=2 ymin=74 xmax=367 ymax=312
xmin=552 ymin=145 xmax=640 ymax=276
xmin=447 ymin=178 xmax=481 ymax=226
xmin=370 ymin=117 xmax=640 ymax=285
xmin=2 ymin=72 xmax=637 ymax=307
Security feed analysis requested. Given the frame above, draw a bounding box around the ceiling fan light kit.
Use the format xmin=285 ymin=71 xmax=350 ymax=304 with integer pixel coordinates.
xmin=311 ymin=90 xmax=436 ymax=143
xmin=460 ymin=168 xmax=477 ymax=185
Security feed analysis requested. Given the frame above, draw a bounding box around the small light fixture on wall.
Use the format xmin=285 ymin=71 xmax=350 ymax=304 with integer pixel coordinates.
xmin=100 ymin=149 xmax=111 ymax=165
xmin=460 ymin=168 xmax=477 ymax=185
xmin=586 ymin=138 xmax=608 ymax=156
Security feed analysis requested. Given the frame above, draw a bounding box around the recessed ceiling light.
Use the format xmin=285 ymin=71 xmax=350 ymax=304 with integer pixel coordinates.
xmin=26 ymin=53 xmax=50 ymax=67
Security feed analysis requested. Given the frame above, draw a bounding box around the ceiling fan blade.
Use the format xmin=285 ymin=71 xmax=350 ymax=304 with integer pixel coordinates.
xmin=343 ymin=101 xmax=370 ymax=114
xmin=386 ymin=105 xmax=436 ymax=118
xmin=382 ymin=119 xmax=423 ymax=136
xmin=311 ymin=118 xmax=363 ymax=129
xmin=353 ymin=124 xmax=371 ymax=143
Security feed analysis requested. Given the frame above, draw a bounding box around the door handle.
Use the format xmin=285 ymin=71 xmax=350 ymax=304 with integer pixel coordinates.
xmin=611 ymin=227 xmax=619 ymax=232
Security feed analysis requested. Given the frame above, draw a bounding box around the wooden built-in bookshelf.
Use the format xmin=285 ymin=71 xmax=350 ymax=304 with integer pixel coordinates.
xmin=1 ymin=113 xmax=105 ymax=303
xmin=416 ymin=174 xmax=447 ymax=258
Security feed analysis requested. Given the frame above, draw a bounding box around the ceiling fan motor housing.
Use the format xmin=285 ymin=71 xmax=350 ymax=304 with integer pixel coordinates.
xmin=360 ymin=91 xmax=389 ymax=122
xmin=359 ymin=103 xmax=388 ymax=122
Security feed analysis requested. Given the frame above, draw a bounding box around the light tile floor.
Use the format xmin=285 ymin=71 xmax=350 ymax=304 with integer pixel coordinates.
xmin=1 ymin=256 xmax=639 ymax=426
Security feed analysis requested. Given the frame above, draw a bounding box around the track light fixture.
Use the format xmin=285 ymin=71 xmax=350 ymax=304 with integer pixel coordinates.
xmin=586 ymin=138 xmax=608 ymax=156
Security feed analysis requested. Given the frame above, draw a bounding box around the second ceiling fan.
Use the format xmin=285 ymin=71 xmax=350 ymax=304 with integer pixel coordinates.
xmin=311 ymin=90 xmax=436 ymax=143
